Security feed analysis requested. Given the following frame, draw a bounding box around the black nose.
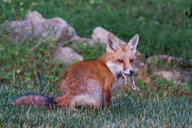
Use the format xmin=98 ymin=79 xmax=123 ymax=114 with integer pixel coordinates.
xmin=129 ymin=70 xmax=134 ymax=75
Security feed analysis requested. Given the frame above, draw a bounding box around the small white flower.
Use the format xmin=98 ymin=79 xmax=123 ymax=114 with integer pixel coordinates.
xmin=20 ymin=2 xmax=24 ymax=5
xmin=3 ymin=0 xmax=11 ymax=4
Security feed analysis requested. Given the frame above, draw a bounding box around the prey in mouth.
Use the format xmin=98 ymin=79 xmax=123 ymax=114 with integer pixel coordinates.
xmin=121 ymin=71 xmax=137 ymax=91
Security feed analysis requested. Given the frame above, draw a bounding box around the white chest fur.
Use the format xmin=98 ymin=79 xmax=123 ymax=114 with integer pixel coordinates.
xmin=111 ymin=78 xmax=120 ymax=91
xmin=106 ymin=61 xmax=123 ymax=91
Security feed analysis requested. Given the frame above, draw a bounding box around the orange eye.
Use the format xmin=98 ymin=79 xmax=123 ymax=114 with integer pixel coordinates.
xmin=117 ymin=59 xmax=124 ymax=63
xmin=130 ymin=59 xmax=134 ymax=63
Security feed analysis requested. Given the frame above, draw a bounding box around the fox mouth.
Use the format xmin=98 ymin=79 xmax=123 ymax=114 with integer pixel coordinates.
xmin=121 ymin=72 xmax=137 ymax=91
xmin=123 ymin=73 xmax=132 ymax=77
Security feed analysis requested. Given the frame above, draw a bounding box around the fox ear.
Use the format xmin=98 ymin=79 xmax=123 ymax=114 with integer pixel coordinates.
xmin=107 ymin=33 xmax=121 ymax=53
xmin=127 ymin=34 xmax=139 ymax=52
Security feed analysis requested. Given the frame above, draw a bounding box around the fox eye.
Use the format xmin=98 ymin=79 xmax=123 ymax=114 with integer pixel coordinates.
xmin=130 ymin=59 xmax=134 ymax=63
xmin=117 ymin=59 xmax=124 ymax=63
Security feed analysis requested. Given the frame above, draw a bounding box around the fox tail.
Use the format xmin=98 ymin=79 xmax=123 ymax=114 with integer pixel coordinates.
xmin=12 ymin=94 xmax=57 ymax=108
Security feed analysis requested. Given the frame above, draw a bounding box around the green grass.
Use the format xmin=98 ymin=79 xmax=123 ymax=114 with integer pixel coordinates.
xmin=1 ymin=0 xmax=192 ymax=59
xmin=0 ymin=83 xmax=192 ymax=127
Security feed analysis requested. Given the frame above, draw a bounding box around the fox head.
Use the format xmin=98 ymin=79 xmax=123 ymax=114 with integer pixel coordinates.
xmin=103 ymin=33 xmax=139 ymax=78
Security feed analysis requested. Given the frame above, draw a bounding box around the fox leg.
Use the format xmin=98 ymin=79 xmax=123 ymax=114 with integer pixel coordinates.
xmin=70 ymin=94 xmax=101 ymax=109
xmin=104 ymin=88 xmax=111 ymax=108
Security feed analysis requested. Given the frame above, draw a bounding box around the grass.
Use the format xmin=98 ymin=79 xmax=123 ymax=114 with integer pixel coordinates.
xmin=0 ymin=83 xmax=192 ymax=127
xmin=1 ymin=0 xmax=192 ymax=59
xmin=0 ymin=0 xmax=192 ymax=127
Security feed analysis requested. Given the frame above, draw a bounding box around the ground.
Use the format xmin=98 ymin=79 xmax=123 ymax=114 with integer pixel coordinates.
xmin=0 ymin=84 xmax=191 ymax=127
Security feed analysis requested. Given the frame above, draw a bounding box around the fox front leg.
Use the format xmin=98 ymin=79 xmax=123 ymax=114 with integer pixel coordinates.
xmin=104 ymin=88 xmax=111 ymax=108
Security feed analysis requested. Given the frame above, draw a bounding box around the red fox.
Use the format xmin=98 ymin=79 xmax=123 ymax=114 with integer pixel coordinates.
xmin=13 ymin=33 xmax=139 ymax=109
